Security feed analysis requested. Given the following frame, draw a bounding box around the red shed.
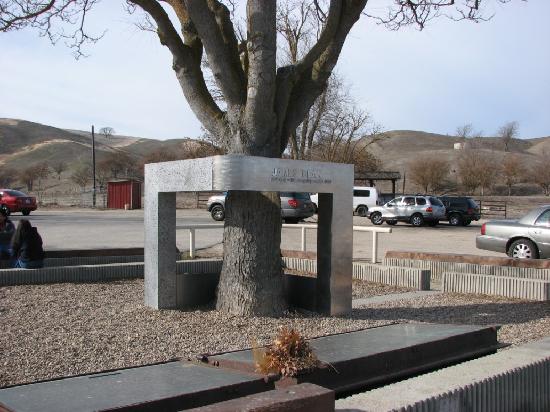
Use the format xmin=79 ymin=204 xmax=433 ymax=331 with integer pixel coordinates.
xmin=107 ymin=180 xmax=142 ymax=209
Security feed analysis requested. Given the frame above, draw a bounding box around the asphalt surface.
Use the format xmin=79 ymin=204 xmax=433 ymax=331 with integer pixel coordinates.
xmin=7 ymin=208 xmax=503 ymax=260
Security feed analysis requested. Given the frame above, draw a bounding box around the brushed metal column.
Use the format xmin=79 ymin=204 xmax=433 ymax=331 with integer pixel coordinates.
xmin=317 ymin=190 xmax=353 ymax=316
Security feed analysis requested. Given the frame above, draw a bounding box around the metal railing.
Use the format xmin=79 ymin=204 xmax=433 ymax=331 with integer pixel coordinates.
xmin=176 ymin=223 xmax=392 ymax=263
xmin=475 ymin=199 xmax=507 ymax=219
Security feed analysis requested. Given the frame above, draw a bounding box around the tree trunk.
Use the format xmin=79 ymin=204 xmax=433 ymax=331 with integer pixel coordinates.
xmin=216 ymin=190 xmax=287 ymax=316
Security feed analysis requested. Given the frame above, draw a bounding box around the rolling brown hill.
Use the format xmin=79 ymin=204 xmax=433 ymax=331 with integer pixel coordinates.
xmin=0 ymin=118 xmax=196 ymax=171
xmin=1 ymin=118 xmax=549 ymax=198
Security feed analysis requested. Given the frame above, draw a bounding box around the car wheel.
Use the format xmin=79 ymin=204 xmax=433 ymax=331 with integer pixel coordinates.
xmin=449 ymin=213 xmax=463 ymax=226
xmin=0 ymin=205 xmax=10 ymax=216
xmin=22 ymin=209 xmax=31 ymax=216
xmin=410 ymin=214 xmax=424 ymax=227
xmin=356 ymin=205 xmax=368 ymax=217
xmin=386 ymin=220 xmax=397 ymax=226
xmin=210 ymin=205 xmax=225 ymax=221
xmin=370 ymin=212 xmax=383 ymax=225
xmin=508 ymin=239 xmax=539 ymax=259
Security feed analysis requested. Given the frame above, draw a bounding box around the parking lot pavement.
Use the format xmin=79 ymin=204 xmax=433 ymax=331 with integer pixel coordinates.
xmin=11 ymin=208 xmax=503 ymax=260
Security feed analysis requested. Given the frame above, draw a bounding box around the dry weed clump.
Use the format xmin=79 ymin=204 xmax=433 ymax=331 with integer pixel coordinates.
xmin=252 ymin=327 xmax=319 ymax=377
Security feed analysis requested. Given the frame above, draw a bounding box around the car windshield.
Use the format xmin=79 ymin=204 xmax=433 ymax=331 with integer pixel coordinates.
xmin=5 ymin=190 xmax=28 ymax=197
xmin=386 ymin=197 xmax=401 ymax=206
xmin=429 ymin=197 xmax=444 ymax=206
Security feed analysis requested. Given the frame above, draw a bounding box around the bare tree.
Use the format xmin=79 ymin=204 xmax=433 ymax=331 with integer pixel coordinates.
xmin=477 ymin=153 xmax=500 ymax=196
xmin=409 ymin=156 xmax=449 ymax=193
xmin=52 ymin=161 xmax=67 ymax=180
xmin=181 ymin=140 xmax=223 ymax=159
xmin=18 ymin=166 xmax=38 ymax=191
xmin=99 ymin=152 xmax=137 ymax=179
xmin=497 ymin=121 xmax=519 ymax=152
xmin=143 ymin=148 xmax=179 ymax=164
xmin=1 ymin=0 xmax=514 ymax=316
xmin=457 ymin=149 xmax=483 ymax=195
xmin=530 ymin=150 xmax=550 ymax=196
xmin=502 ymin=154 xmax=526 ymax=196
xmin=457 ymin=149 xmax=500 ymax=195
xmin=71 ymin=165 xmax=91 ymax=191
xmin=96 ymin=164 xmax=111 ymax=192
xmin=99 ymin=127 xmax=115 ymax=140
xmin=456 ymin=124 xmax=473 ymax=141
xmin=277 ymin=0 xmax=321 ymax=160
xmin=0 ymin=167 xmax=16 ymax=188
xmin=33 ymin=161 xmax=51 ymax=201
xmin=307 ymin=75 xmax=387 ymax=169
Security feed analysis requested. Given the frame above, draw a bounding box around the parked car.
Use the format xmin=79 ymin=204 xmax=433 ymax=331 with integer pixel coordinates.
xmin=310 ymin=186 xmax=378 ymax=216
xmin=476 ymin=205 xmax=550 ymax=259
xmin=206 ymin=192 xmax=315 ymax=223
xmin=0 ymin=189 xmax=37 ymax=216
xmin=438 ymin=196 xmax=481 ymax=226
xmin=366 ymin=195 xmax=446 ymax=227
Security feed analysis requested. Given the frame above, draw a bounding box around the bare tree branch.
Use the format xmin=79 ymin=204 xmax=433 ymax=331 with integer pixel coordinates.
xmin=184 ymin=0 xmax=246 ymax=106
xmin=0 ymin=0 xmax=104 ymax=58
xmin=130 ymin=0 xmax=228 ymax=140
xmin=364 ymin=0 xmax=515 ymax=30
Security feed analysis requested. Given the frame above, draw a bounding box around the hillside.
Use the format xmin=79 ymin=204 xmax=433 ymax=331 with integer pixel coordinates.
xmin=0 ymin=118 xmax=195 ymax=170
xmin=369 ymin=130 xmax=549 ymax=173
xmin=1 ymin=118 xmax=549 ymax=200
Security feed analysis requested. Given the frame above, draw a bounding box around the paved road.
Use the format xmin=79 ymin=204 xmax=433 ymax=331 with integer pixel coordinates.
xmin=10 ymin=208 xmax=503 ymax=260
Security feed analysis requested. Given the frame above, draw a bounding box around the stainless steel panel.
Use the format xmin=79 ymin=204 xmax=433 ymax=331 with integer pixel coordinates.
xmin=145 ymin=155 xmax=354 ymax=315
xmin=212 ymin=155 xmax=353 ymax=193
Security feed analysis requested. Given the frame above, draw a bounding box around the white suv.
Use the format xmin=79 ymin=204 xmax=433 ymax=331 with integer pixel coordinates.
xmin=310 ymin=186 xmax=378 ymax=217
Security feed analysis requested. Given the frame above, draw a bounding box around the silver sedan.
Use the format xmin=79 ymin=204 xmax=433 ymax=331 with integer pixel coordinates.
xmin=476 ymin=205 xmax=550 ymax=259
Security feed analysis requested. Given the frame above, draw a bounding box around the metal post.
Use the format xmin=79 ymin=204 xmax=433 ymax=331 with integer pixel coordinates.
xmin=189 ymin=229 xmax=195 ymax=259
xmin=372 ymin=232 xmax=378 ymax=263
xmin=91 ymin=125 xmax=97 ymax=208
xmin=301 ymin=226 xmax=306 ymax=252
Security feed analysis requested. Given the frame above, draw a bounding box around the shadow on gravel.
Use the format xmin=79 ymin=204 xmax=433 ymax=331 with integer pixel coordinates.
xmin=351 ymin=301 xmax=550 ymax=325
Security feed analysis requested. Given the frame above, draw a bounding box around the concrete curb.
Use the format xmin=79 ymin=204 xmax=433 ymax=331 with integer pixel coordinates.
xmin=283 ymin=257 xmax=430 ymax=290
xmin=336 ymin=336 xmax=550 ymax=411
xmin=442 ymin=272 xmax=550 ymax=301
xmin=352 ymin=291 xmax=442 ymax=308
xmin=0 ymin=260 xmax=222 ymax=287
xmin=384 ymin=257 xmax=550 ymax=282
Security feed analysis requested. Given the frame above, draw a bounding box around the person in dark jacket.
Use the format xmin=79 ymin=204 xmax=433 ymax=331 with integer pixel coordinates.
xmin=11 ymin=220 xmax=44 ymax=269
xmin=0 ymin=208 xmax=15 ymax=260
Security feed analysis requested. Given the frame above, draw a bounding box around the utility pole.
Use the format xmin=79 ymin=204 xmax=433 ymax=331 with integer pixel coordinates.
xmin=92 ymin=125 xmax=97 ymax=208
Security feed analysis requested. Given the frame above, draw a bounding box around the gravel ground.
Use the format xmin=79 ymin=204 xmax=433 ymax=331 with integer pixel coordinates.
xmin=1 ymin=280 xmax=548 ymax=388
xmin=353 ymin=293 xmax=550 ymax=347
xmin=352 ymin=279 xmax=414 ymax=299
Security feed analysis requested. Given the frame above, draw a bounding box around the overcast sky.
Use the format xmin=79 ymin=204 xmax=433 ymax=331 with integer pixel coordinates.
xmin=1 ymin=1 xmax=548 ymax=140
